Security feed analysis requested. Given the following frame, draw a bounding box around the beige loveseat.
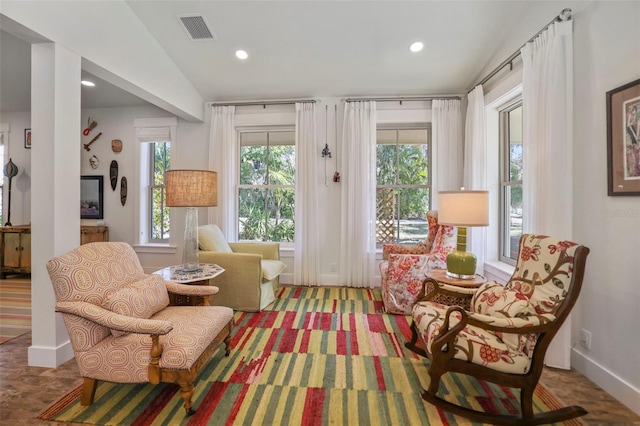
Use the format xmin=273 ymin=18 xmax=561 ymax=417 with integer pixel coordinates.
xmin=198 ymin=224 xmax=286 ymax=312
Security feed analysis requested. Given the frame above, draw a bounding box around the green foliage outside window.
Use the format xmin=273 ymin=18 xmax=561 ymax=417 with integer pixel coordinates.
xmin=239 ymin=138 xmax=295 ymax=242
xmin=150 ymin=142 xmax=170 ymax=242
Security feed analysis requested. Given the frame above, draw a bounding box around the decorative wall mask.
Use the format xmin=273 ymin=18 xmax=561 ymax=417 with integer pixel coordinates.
xmin=110 ymin=160 xmax=118 ymax=191
xmin=120 ymin=177 xmax=128 ymax=206
xmin=112 ymin=139 xmax=123 ymax=153
xmin=89 ymin=155 xmax=99 ymax=169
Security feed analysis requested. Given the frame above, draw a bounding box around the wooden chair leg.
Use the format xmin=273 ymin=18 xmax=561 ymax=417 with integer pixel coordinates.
xmin=179 ymin=381 xmax=196 ymax=415
xmin=80 ymin=377 xmax=97 ymax=406
xmin=404 ymin=322 xmax=428 ymax=357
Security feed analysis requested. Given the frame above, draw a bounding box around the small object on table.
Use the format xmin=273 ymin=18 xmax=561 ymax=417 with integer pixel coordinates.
xmin=154 ymin=263 xmax=224 ymax=306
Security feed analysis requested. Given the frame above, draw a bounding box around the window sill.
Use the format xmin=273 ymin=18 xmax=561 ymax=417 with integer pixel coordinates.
xmin=483 ymin=261 xmax=514 ymax=284
xmin=133 ymin=244 xmax=177 ymax=254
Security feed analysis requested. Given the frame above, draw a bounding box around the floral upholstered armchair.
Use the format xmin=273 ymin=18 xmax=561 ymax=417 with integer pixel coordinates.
xmin=379 ymin=211 xmax=456 ymax=314
xmin=406 ymin=234 xmax=590 ymax=424
xmin=46 ymin=242 xmax=235 ymax=415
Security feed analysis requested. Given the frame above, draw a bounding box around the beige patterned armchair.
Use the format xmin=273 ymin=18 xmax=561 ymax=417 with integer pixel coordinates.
xmin=379 ymin=211 xmax=457 ymax=314
xmin=46 ymin=242 xmax=234 ymax=415
xmin=406 ymin=234 xmax=590 ymax=424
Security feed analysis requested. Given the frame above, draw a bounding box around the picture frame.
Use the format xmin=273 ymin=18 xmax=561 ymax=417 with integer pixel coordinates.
xmin=24 ymin=128 xmax=31 ymax=149
xmin=607 ymin=78 xmax=640 ymax=195
xmin=81 ymin=175 xmax=104 ymax=219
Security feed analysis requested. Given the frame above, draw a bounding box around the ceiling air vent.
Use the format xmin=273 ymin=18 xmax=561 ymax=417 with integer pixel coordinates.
xmin=178 ymin=14 xmax=215 ymax=41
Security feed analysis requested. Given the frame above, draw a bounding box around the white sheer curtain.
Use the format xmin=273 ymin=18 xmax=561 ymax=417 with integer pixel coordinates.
xmin=521 ymin=20 xmax=573 ymax=369
xmin=432 ymin=99 xmax=463 ymax=204
xmin=463 ymin=85 xmax=487 ymax=274
xmin=339 ymin=101 xmax=377 ymax=288
xmin=208 ymin=106 xmax=237 ymax=239
xmin=294 ymin=102 xmax=320 ymax=286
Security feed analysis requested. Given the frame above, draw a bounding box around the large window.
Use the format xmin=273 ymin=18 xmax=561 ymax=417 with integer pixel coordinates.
xmin=499 ymin=101 xmax=523 ymax=263
xmin=238 ymin=130 xmax=295 ymax=242
xmin=149 ymin=142 xmax=170 ymax=242
xmin=376 ymin=127 xmax=431 ymax=245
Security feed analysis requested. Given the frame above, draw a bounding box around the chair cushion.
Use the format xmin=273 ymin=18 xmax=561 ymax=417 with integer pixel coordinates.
xmin=101 ymin=274 xmax=169 ymax=336
xmin=381 ymin=254 xmax=429 ymax=314
xmin=262 ymin=259 xmax=286 ymax=281
xmin=198 ymin=224 xmax=232 ymax=253
xmin=471 ymin=282 xmax=535 ymax=319
xmin=412 ymin=301 xmax=533 ymax=374
xmin=75 ymin=306 xmax=234 ymax=382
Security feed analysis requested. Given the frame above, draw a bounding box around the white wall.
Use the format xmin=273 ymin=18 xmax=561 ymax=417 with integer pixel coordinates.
xmin=570 ymin=1 xmax=640 ymax=413
xmin=0 ymin=112 xmax=31 ymax=225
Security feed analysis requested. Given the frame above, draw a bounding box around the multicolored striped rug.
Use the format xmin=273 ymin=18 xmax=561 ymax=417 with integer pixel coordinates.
xmin=0 ymin=278 xmax=31 ymax=344
xmin=38 ymin=287 xmax=581 ymax=425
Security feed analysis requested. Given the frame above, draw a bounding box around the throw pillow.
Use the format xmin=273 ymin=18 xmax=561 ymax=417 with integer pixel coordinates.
xmin=471 ymin=281 xmax=535 ymax=319
xmin=198 ymin=224 xmax=232 ymax=252
xmin=101 ymin=274 xmax=169 ymax=336
xmin=262 ymin=259 xmax=286 ymax=281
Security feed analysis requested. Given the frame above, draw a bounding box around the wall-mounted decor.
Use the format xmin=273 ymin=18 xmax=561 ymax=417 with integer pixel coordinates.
xmin=83 ymin=117 xmax=97 ymax=136
xmin=24 ymin=129 xmax=31 ymax=149
xmin=89 ymin=155 xmax=99 ymax=169
xmin=607 ymin=78 xmax=640 ymax=195
xmin=83 ymin=132 xmax=102 ymax=151
xmin=112 ymin=139 xmax=123 ymax=153
xmin=110 ymin=160 xmax=118 ymax=191
xmin=81 ymin=175 xmax=104 ymax=219
xmin=3 ymin=158 xmax=18 ymax=226
xmin=120 ymin=176 xmax=128 ymax=206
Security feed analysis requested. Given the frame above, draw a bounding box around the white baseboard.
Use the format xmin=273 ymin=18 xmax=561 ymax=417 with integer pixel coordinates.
xmin=28 ymin=341 xmax=74 ymax=368
xmin=572 ymin=347 xmax=640 ymax=416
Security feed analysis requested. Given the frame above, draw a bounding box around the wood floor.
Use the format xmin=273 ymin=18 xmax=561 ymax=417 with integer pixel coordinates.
xmin=0 ymin=332 xmax=638 ymax=425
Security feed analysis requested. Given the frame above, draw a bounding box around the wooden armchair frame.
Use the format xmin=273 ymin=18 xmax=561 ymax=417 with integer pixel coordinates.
xmin=406 ymin=242 xmax=590 ymax=425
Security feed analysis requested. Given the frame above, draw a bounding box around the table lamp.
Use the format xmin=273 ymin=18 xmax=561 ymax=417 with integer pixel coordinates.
xmin=165 ymin=170 xmax=217 ymax=272
xmin=437 ymin=189 xmax=489 ymax=279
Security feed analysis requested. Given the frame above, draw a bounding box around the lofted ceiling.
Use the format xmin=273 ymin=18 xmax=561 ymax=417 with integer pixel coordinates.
xmin=0 ymin=1 xmax=577 ymax=113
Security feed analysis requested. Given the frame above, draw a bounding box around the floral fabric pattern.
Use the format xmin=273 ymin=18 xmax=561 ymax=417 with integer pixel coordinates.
xmin=379 ymin=211 xmax=457 ymax=314
xmin=411 ymin=234 xmax=584 ymax=374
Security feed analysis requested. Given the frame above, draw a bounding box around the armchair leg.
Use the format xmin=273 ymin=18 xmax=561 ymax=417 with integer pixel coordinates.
xmin=404 ymin=322 xmax=428 ymax=358
xmin=179 ymin=381 xmax=196 ymax=415
xmin=80 ymin=378 xmax=98 ymax=406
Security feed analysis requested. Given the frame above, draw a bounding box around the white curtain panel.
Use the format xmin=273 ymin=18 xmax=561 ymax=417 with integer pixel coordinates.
xmin=521 ymin=20 xmax=573 ymax=369
xmin=339 ymin=101 xmax=377 ymax=288
xmin=463 ymin=85 xmax=488 ymax=274
xmin=432 ymin=99 xmax=463 ymax=204
xmin=294 ymin=102 xmax=320 ymax=286
xmin=208 ymin=105 xmax=237 ymax=240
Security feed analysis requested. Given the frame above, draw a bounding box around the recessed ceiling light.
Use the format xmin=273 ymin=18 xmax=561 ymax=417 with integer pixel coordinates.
xmin=235 ymin=50 xmax=248 ymax=60
xmin=409 ymin=41 xmax=424 ymax=53
xmin=81 ymin=80 xmax=95 ymax=87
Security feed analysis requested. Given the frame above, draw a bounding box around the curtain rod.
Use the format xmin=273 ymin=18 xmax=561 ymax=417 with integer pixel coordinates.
xmin=207 ymin=99 xmax=317 ymax=107
xmin=468 ymin=8 xmax=572 ymax=93
xmin=344 ymin=95 xmax=461 ymax=103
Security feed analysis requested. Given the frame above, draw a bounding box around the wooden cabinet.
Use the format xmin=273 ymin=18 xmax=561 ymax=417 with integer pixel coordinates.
xmin=0 ymin=225 xmax=109 ymax=278
xmin=0 ymin=226 xmax=31 ymax=278
xmin=81 ymin=226 xmax=109 ymax=245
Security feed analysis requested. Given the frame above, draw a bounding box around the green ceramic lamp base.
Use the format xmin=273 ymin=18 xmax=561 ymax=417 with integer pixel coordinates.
xmin=445 ymin=226 xmax=477 ymax=279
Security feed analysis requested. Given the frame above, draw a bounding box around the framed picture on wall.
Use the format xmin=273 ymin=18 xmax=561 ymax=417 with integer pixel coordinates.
xmin=24 ymin=128 xmax=31 ymax=149
xmin=81 ymin=175 xmax=104 ymax=219
xmin=607 ymin=78 xmax=640 ymax=195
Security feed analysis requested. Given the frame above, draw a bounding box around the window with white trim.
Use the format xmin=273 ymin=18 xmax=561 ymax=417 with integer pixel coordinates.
xmin=499 ymin=100 xmax=523 ymax=264
xmin=134 ymin=118 xmax=177 ymax=245
xmin=238 ymin=129 xmax=295 ymax=242
xmin=376 ymin=127 xmax=431 ymax=245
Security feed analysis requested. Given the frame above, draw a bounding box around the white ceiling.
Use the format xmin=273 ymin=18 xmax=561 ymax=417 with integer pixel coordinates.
xmin=0 ymin=1 xmax=576 ymax=113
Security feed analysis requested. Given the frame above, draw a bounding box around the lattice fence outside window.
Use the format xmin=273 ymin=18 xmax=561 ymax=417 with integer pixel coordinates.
xmin=376 ymin=188 xmax=396 ymax=243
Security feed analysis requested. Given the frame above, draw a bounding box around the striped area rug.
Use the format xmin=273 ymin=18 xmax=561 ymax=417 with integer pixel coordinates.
xmin=0 ymin=278 xmax=31 ymax=344
xmin=38 ymin=287 xmax=581 ymax=425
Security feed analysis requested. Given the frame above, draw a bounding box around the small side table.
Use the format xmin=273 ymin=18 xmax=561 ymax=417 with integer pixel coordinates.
xmin=154 ymin=263 xmax=224 ymax=306
xmin=423 ymin=269 xmax=486 ymax=309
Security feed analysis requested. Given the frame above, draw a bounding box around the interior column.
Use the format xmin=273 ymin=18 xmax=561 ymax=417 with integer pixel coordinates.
xmin=28 ymin=42 xmax=81 ymax=367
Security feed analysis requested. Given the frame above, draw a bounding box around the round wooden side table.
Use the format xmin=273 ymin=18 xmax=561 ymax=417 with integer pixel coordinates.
xmin=423 ymin=269 xmax=486 ymax=309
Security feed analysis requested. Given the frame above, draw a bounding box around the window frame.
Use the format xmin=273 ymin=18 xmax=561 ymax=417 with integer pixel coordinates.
xmin=236 ymin=126 xmax=296 ymax=245
xmin=148 ymin=141 xmax=171 ymax=243
xmin=498 ymin=98 xmax=523 ymax=265
xmin=375 ymin=124 xmax=432 ymax=246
